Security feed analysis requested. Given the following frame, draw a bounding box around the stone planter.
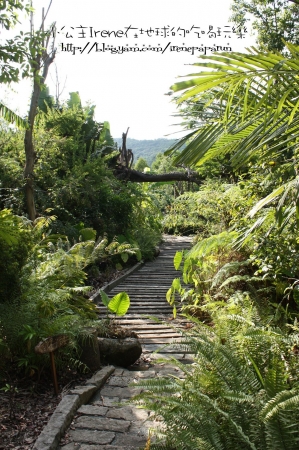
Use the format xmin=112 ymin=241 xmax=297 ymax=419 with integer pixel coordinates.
xmin=78 ymin=327 xmax=102 ymax=372
xmin=98 ymin=337 xmax=142 ymax=367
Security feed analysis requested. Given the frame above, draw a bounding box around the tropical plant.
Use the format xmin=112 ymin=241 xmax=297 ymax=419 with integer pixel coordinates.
xmin=0 ymin=0 xmax=31 ymax=126
xmin=0 ymin=0 xmax=32 ymax=84
xmin=167 ymin=41 xmax=299 ymax=233
xmin=0 ymin=209 xmax=31 ymax=303
xmin=0 ymin=212 xmax=138 ymax=374
xmin=134 ymin=297 xmax=299 ymax=449
xmin=167 ymin=230 xmax=246 ymax=317
xmin=134 ymin=157 xmax=150 ymax=172
xmin=100 ymin=290 xmax=130 ymax=316
xmin=163 ymin=182 xmax=243 ymax=235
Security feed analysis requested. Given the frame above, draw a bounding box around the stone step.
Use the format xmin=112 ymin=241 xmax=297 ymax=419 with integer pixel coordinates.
xmin=57 ymin=236 xmax=194 ymax=450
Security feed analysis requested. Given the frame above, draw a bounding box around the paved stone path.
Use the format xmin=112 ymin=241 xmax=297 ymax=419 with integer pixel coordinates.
xmin=58 ymin=364 xmax=184 ymax=450
xmin=57 ymin=236 xmax=192 ymax=450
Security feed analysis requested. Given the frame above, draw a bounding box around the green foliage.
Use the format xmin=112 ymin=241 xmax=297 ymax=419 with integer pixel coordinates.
xmin=100 ymin=291 xmax=130 ymax=316
xmin=0 ymin=209 xmax=31 ymax=303
xmin=134 ymin=299 xmax=299 ymax=449
xmin=163 ymin=182 xmax=244 ymax=235
xmin=167 ymin=42 xmax=299 ymax=231
xmin=148 ymin=152 xmax=193 ymax=214
xmin=230 ymin=0 xmax=299 ymax=52
xmin=0 ymin=103 xmax=28 ymax=128
xmin=0 ymin=1 xmax=30 ymax=30
xmin=166 ymin=230 xmax=250 ymax=317
xmin=0 ymin=212 xmax=139 ymax=374
xmin=0 ymin=0 xmax=32 ymax=83
xmin=0 ymin=99 xmax=162 ymax=249
xmin=134 ymin=157 xmax=150 ymax=172
xmin=132 ymin=226 xmax=161 ymax=261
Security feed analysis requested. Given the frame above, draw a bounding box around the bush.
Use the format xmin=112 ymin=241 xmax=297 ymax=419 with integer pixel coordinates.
xmin=134 ymin=297 xmax=299 ymax=449
xmin=163 ymin=182 xmax=244 ymax=236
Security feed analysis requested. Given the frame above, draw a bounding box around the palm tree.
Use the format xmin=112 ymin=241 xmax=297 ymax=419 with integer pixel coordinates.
xmin=167 ymin=42 xmax=299 ymax=226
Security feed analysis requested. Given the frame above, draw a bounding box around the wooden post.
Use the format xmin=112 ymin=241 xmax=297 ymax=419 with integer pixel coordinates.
xmin=49 ymin=351 xmax=59 ymax=395
xmin=35 ymin=334 xmax=69 ymax=395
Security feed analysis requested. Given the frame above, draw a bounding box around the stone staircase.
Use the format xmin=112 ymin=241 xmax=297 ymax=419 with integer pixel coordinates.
xmin=54 ymin=235 xmax=194 ymax=450
xmin=100 ymin=235 xmax=193 ymax=361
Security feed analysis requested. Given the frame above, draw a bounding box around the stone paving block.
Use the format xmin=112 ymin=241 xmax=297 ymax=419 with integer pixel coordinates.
xmin=113 ymin=368 xmax=125 ymax=376
xmin=68 ymin=429 xmax=115 ymax=445
xmin=112 ymin=432 xmax=147 ymax=447
xmin=156 ymin=368 xmax=185 ymax=378
xmin=33 ymin=430 xmax=61 ymax=450
xmin=79 ymin=446 xmax=138 ymax=450
xmin=92 ymin=394 xmax=120 ymax=406
xmin=129 ymin=421 xmax=154 ymax=437
xmin=85 ymin=366 xmax=115 ymax=387
xmin=121 ymin=369 xmax=136 ymax=376
xmin=130 ymin=408 xmax=150 ymax=421
xmin=129 ymin=370 xmax=156 ymax=378
xmin=55 ymin=395 xmax=81 ymax=420
xmin=107 ymin=376 xmax=135 ymax=387
xmin=106 ymin=406 xmax=149 ymax=421
xmin=33 ymin=395 xmax=81 ymax=450
xmin=75 ymin=416 xmax=131 ymax=432
xmin=69 ymin=384 xmax=98 ymax=404
xmin=103 ymin=446 xmax=142 ymax=450
xmin=130 ymin=419 xmax=164 ymax=436
xmin=78 ymin=405 xmax=108 ymax=416
xmin=100 ymin=386 xmax=142 ymax=399
xmin=59 ymin=443 xmax=80 ymax=450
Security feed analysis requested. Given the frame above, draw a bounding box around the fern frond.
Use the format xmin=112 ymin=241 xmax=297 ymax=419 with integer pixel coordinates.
xmin=261 ymin=389 xmax=299 ymax=422
xmin=211 ymin=260 xmax=251 ymax=288
xmin=187 ymin=231 xmax=238 ymax=259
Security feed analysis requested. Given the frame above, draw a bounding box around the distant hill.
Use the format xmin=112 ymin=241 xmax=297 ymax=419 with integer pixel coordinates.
xmin=114 ymin=137 xmax=177 ymax=166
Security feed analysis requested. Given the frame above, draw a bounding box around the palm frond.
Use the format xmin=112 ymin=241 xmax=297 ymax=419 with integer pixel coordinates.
xmin=0 ymin=102 xmax=28 ymax=129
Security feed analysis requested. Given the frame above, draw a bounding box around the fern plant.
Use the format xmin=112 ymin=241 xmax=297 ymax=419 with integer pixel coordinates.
xmin=167 ymin=231 xmax=249 ymax=316
xmin=0 ymin=214 xmax=136 ymax=374
xmin=134 ymin=297 xmax=299 ymax=450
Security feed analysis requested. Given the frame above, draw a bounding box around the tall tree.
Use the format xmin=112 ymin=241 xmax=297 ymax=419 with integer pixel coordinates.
xmin=24 ymin=5 xmax=56 ymax=220
xmin=230 ymin=0 xmax=299 ymax=52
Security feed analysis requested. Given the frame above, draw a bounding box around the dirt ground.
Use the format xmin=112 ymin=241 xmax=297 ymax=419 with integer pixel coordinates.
xmin=0 ymin=368 xmax=91 ymax=450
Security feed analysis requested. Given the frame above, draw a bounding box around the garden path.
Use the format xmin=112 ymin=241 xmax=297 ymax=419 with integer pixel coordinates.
xmin=58 ymin=235 xmax=193 ymax=450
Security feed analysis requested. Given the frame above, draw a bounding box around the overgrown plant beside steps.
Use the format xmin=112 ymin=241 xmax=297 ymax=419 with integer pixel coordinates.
xmin=134 ymin=296 xmax=299 ymax=450
xmin=0 ymin=212 xmax=137 ymax=377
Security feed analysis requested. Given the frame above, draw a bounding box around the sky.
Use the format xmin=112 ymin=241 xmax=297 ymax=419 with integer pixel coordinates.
xmin=0 ymin=0 xmax=256 ymax=139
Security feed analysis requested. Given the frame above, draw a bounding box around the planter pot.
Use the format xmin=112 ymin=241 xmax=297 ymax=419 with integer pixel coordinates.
xmin=78 ymin=327 xmax=102 ymax=372
xmin=98 ymin=337 xmax=142 ymax=368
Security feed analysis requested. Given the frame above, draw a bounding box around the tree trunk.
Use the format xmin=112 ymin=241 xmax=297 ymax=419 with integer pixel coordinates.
xmin=24 ymin=49 xmax=55 ymax=221
xmin=114 ymin=166 xmax=202 ymax=184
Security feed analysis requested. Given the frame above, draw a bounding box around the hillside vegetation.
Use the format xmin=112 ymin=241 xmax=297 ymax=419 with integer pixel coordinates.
xmin=114 ymin=137 xmax=177 ymax=166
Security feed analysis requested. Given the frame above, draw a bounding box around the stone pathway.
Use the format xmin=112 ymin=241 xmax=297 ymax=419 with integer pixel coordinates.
xmin=58 ymin=364 xmax=184 ymax=450
xmin=41 ymin=236 xmax=193 ymax=450
xmin=98 ymin=235 xmax=193 ymax=363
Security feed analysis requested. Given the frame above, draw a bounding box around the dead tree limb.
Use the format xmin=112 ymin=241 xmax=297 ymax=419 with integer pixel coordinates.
xmin=114 ymin=166 xmax=202 ymax=184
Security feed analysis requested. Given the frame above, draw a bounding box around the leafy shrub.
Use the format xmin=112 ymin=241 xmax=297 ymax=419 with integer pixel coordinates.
xmin=134 ymin=297 xmax=299 ymax=450
xmin=163 ymin=182 xmax=244 ymax=235
xmin=0 ymin=210 xmax=32 ymax=303
xmin=0 ymin=213 xmax=138 ymax=375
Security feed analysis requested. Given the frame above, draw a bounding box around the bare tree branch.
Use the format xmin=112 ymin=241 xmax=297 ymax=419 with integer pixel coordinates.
xmin=114 ymin=166 xmax=202 ymax=184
